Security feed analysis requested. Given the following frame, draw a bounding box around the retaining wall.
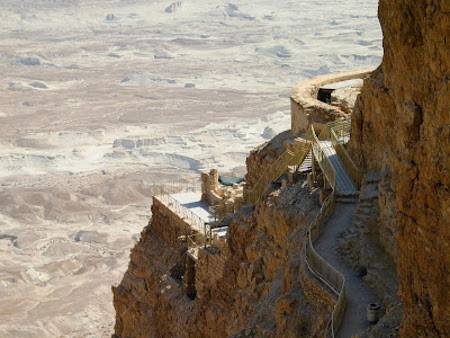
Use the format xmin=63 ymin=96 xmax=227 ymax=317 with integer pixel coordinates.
xmin=290 ymin=68 xmax=374 ymax=136
xmin=196 ymin=248 xmax=226 ymax=300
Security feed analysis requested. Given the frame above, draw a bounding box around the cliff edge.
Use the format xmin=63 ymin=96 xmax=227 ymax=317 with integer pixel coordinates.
xmin=112 ymin=1 xmax=449 ymax=337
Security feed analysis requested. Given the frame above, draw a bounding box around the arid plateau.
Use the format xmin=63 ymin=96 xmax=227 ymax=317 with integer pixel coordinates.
xmin=0 ymin=0 xmax=382 ymax=336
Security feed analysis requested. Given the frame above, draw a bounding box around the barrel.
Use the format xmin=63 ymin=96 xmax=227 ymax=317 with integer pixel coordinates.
xmin=367 ymin=303 xmax=380 ymax=323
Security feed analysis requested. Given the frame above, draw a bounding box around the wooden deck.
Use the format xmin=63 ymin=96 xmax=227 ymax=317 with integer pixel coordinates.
xmin=319 ymin=140 xmax=357 ymax=196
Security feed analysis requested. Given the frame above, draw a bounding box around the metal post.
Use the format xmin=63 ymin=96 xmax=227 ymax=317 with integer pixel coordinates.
xmin=312 ymin=153 xmax=316 ymax=181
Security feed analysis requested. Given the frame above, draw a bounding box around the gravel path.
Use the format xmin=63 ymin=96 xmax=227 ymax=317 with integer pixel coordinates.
xmin=314 ymin=203 xmax=380 ymax=337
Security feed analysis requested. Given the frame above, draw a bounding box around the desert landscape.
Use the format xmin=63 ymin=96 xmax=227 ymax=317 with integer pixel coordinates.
xmin=0 ymin=0 xmax=382 ymax=336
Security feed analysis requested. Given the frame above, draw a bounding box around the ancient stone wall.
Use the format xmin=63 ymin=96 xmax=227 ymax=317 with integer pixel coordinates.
xmin=151 ymin=196 xmax=194 ymax=249
xmin=201 ymin=169 xmax=221 ymax=206
xmin=350 ymin=1 xmax=449 ymax=336
xmin=201 ymin=169 xmax=244 ymax=214
xmin=195 ymin=248 xmax=226 ymax=301
xmin=290 ymin=69 xmax=373 ymax=135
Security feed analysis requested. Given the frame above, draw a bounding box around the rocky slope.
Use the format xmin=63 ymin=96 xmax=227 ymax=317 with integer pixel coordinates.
xmin=113 ymin=142 xmax=340 ymax=336
xmin=350 ymin=1 xmax=449 ymax=336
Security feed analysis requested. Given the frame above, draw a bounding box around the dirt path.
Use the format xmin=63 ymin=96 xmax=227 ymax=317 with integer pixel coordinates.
xmin=314 ymin=203 xmax=380 ymax=337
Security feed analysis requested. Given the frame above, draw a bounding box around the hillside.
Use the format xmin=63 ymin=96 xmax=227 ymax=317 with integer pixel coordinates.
xmin=112 ymin=1 xmax=448 ymax=337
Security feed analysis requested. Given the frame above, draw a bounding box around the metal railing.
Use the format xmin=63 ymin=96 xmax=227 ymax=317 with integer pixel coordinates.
xmin=154 ymin=185 xmax=221 ymax=248
xmin=243 ymin=123 xmax=347 ymax=337
xmin=156 ymin=190 xmax=205 ymax=231
xmin=305 ymin=191 xmax=346 ymax=337
xmin=328 ymin=117 xmax=351 ymax=139
xmin=305 ymin=125 xmax=346 ymax=337
xmin=152 ymin=120 xmax=351 ymax=336
xmin=330 ymin=129 xmax=361 ymax=189
xmin=246 ymin=128 xmax=313 ymax=205
xmin=311 ymin=126 xmax=336 ymax=188
xmin=152 ymin=179 xmax=202 ymax=196
xmin=316 ymin=118 xmax=361 ymax=189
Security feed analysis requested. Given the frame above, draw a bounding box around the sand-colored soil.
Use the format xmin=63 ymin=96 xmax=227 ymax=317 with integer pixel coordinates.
xmin=0 ymin=0 xmax=381 ymax=336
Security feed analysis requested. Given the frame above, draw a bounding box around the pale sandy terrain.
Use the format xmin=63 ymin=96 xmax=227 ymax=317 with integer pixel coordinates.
xmin=0 ymin=0 xmax=382 ymax=336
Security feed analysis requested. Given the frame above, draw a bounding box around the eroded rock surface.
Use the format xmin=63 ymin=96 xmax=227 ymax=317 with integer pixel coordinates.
xmin=350 ymin=1 xmax=449 ymax=336
xmin=113 ymin=156 xmax=336 ymax=337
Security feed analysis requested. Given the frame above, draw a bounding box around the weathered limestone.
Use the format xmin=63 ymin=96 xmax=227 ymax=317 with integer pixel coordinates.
xmin=113 ymin=2 xmax=449 ymax=335
xmin=349 ymin=1 xmax=449 ymax=336
xmin=339 ymin=172 xmax=400 ymax=307
xmin=201 ymin=169 xmax=244 ymax=214
xmin=290 ymin=69 xmax=374 ymax=135
xmin=196 ymin=248 xmax=226 ymax=301
xmin=245 ymin=130 xmax=291 ymax=189
xmin=113 ymin=138 xmax=332 ymax=337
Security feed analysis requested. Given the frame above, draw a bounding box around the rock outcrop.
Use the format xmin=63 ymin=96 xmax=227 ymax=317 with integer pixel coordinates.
xmin=339 ymin=172 xmax=400 ymax=307
xmin=245 ymin=130 xmax=291 ymax=188
xmin=113 ymin=2 xmax=449 ymax=337
xmin=350 ymin=1 xmax=449 ymax=336
xmin=113 ymin=144 xmax=334 ymax=337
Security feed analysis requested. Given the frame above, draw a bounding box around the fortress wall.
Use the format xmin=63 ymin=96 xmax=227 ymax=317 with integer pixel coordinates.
xmin=290 ymin=68 xmax=374 ymax=135
xmin=195 ymin=248 xmax=227 ymax=301
xmin=151 ymin=196 xmax=195 ymax=249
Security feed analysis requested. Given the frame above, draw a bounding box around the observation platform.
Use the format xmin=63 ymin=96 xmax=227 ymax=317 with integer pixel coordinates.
xmin=171 ymin=192 xmax=228 ymax=239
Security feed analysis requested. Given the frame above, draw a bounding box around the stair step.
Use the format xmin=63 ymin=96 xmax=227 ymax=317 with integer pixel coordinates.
xmin=354 ymin=213 xmax=372 ymax=222
xmin=354 ymin=207 xmax=375 ymax=216
xmin=336 ymin=196 xmax=357 ymax=204
xmin=359 ymin=202 xmax=375 ymax=209
xmin=338 ymin=191 xmax=360 ymax=197
xmin=352 ymin=219 xmax=366 ymax=229
xmin=362 ymin=172 xmax=383 ymax=185
xmin=359 ymin=183 xmax=379 ymax=202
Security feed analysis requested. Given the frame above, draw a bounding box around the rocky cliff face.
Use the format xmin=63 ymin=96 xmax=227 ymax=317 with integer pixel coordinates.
xmin=350 ymin=1 xmax=449 ymax=336
xmin=245 ymin=130 xmax=291 ymax=188
xmin=113 ymin=155 xmax=337 ymax=337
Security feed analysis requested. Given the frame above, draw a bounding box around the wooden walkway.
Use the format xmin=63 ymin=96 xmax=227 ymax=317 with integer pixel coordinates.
xmin=299 ymin=151 xmax=313 ymax=172
xmin=319 ymin=140 xmax=357 ymax=196
xmin=289 ymin=151 xmax=313 ymax=173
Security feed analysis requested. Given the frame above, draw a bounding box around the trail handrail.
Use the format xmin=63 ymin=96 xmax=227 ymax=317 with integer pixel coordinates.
xmin=327 ymin=118 xmax=361 ymax=189
xmin=246 ymin=128 xmax=313 ymax=205
xmin=306 ymin=125 xmax=346 ymax=337
xmin=306 ymin=192 xmax=346 ymax=337
xmin=331 ymin=129 xmax=361 ymax=189
xmin=245 ymin=122 xmax=347 ymax=337
xmin=211 ymin=213 xmax=233 ymax=229
xmin=311 ymin=126 xmax=336 ymax=188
